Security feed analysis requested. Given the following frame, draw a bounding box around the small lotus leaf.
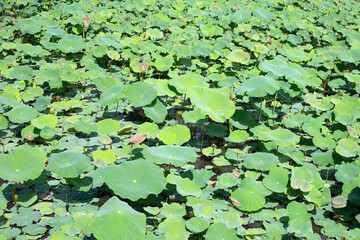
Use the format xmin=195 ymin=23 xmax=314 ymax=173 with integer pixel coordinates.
xmin=263 ymin=167 xmax=289 ymax=193
xmin=166 ymin=174 xmax=202 ymax=197
xmin=332 ymin=196 xmax=347 ymax=208
xmin=144 ymin=145 xmax=197 ymax=167
xmin=11 ymin=65 xmax=34 ymax=80
xmin=86 ymin=196 xmax=146 ymax=240
xmin=143 ymin=98 xmax=167 ymax=123
xmin=227 ymin=130 xmax=249 ymax=143
xmin=158 ymin=218 xmax=190 ymax=240
xmin=218 ymin=172 xmax=238 ymax=188
xmin=105 ymin=159 xmax=166 ymax=201
xmin=154 ymin=55 xmax=173 ymax=72
xmin=161 ymin=203 xmax=186 ymax=219
xmin=217 ymin=210 xmax=242 ymax=229
xmin=58 ymin=35 xmax=84 ymax=53
xmin=5 ymin=106 xmax=38 ymax=123
xmin=158 ymin=124 xmax=190 ymax=145
xmin=47 ymin=151 xmax=90 ymax=178
xmin=335 ymin=138 xmax=360 ymax=158
xmin=227 ymin=49 xmax=250 ymax=64
xmin=97 ymin=119 xmax=120 ymax=135
xmin=243 ymin=152 xmax=279 ymax=171
xmin=235 ymin=76 xmax=280 ymax=97
xmin=99 ymin=85 xmax=124 ymax=106
xmin=185 ymin=217 xmax=210 ymax=233
xmin=204 ymin=222 xmax=238 ymax=240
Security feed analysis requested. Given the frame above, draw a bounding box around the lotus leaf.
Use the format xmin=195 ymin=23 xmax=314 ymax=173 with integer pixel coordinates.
xmin=161 ymin=203 xmax=186 ymax=219
xmin=47 ymin=151 xmax=90 ymax=178
xmin=58 ymin=35 xmax=84 ymax=53
xmin=31 ymin=114 xmax=58 ymax=129
xmin=0 ymin=145 xmax=46 ymax=182
xmin=218 ymin=173 xmax=238 ymax=188
xmin=92 ymin=149 xmax=116 ymax=165
xmin=263 ymin=167 xmax=289 ymax=193
xmin=202 ymin=146 xmax=221 ymax=157
xmin=97 ymin=119 xmax=120 ymax=135
xmin=188 ymin=87 xmax=235 ymax=123
xmin=137 ymin=122 xmax=159 ymax=137
xmin=166 ymin=174 xmax=202 ymax=197
xmin=332 ymin=196 xmax=347 ymax=208
xmin=185 ymin=217 xmax=210 ymax=233
xmin=227 ymin=49 xmax=250 ymax=64
xmin=205 ymin=122 xmax=228 ymax=137
xmin=143 ymin=98 xmax=167 ymax=123
xmin=11 ymin=65 xmax=33 ymax=80
xmin=99 ymin=85 xmax=124 ymax=106
xmin=5 ymin=106 xmax=38 ymax=123
xmin=217 ymin=210 xmax=242 ymax=229
xmin=144 ymin=145 xmax=197 ymax=167
xmin=154 ymin=55 xmax=173 ymax=72
xmin=86 ymin=196 xmax=146 ymax=240
xmin=227 ymin=130 xmax=249 ymax=143
xmin=231 ymin=178 xmax=271 ymax=212
xmin=335 ymin=163 xmax=360 ymax=183
xmin=264 ymin=128 xmax=300 ymax=148
xmin=158 ymin=124 xmax=190 ymax=145
xmin=105 ymin=159 xmax=166 ymax=201
xmin=204 ymin=222 xmax=239 ymax=240
xmin=335 ymin=138 xmax=360 ymax=158
xmin=125 ymin=82 xmax=157 ymax=107
xmin=243 ymin=152 xmax=279 ymax=171
xmin=169 ymin=72 xmax=207 ymax=94
xmin=158 ymin=218 xmax=190 ymax=240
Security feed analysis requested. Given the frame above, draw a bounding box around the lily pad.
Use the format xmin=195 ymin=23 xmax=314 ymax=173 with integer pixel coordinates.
xmin=86 ymin=196 xmax=146 ymax=240
xmin=154 ymin=55 xmax=174 ymax=72
xmin=158 ymin=125 xmax=191 ymax=145
xmin=5 ymin=106 xmax=38 ymax=123
xmin=125 ymin=82 xmax=157 ymax=107
xmin=335 ymin=138 xmax=360 ymax=158
xmin=235 ymin=76 xmax=280 ymax=97
xmin=105 ymin=159 xmax=166 ymax=201
xmin=144 ymin=145 xmax=197 ymax=167
xmin=47 ymin=151 xmax=90 ymax=178
xmin=262 ymin=167 xmax=289 ymax=193
xmin=243 ymin=152 xmax=279 ymax=171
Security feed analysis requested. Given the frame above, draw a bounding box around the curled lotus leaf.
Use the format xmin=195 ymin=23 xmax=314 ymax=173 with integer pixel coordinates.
xmin=332 ymin=196 xmax=347 ymax=208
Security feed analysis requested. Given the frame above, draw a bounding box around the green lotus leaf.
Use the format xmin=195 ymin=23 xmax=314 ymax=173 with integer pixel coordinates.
xmin=137 ymin=122 xmax=159 ymax=137
xmin=243 ymin=152 xmax=279 ymax=171
xmin=105 ymin=159 xmax=166 ymax=201
xmin=200 ymin=23 xmax=216 ymax=37
xmin=5 ymin=106 xmax=38 ymax=123
xmin=262 ymin=167 xmax=289 ymax=193
xmin=93 ymin=45 xmax=107 ymax=58
xmin=99 ymin=85 xmax=124 ymax=106
xmin=231 ymin=178 xmax=271 ymax=212
xmin=218 ymin=172 xmax=238 ymax=188
xmin=31 ymin=114 xmax=58 ymax=129
xmin=47 ymin=151 xmax=90 ymax=178
xmin=185 ymin=217 xmax=210 ymax=233
xmin=264 ymin=128 xmax=300 ymax=148
xmin=85 ymin=196 xmax=146 ymax=240
xmin=40 ymin=126 xmax=60 ymax=139
xmin=236 ymin=76 xmax=280 ymax=97
xmin=182 ymin=109 xmax=206 ymax=124
xmin=279 ymin=47 xmax=311 ymax=62
xmin=50 ymin=231 xmax=75 ymax=240
xmin=73 ymin=121 xmax=97 ymax=134
xmin=92 ymin=149 xmax=117 ymax=165
xmin=125 ymin=82 xmax=157 ymax=107
xmin=166 ymin=174 xmax=202 ymax=197
xmin=226 ymin=130 xmax=249 ymax=143
xmin=230 ymin=109 xmax=256 ymax=129
xmin=253 ymin=8 xmax=273 ymax=20
xmin=202 ymin=146 xmax=221 ymax=157
xmin=143 ymin=97 xmax=167 ymax=123
xmin=227 ymin=49 xmax=250 ymax=64
xmin=97 ymin=119 xmax=121 ymax=135
xmin=154 ymin=55 xmax=173 ymax=72
xmin=161 ymin=203 xmax=186 ymax=219
xmin=287 ymin=218 xmax=312 ymax=235
xmin=188 ymin=87 xmax=235 ymax=123
xmin=335 ymin=138 xmax=360 ymax=158
xmin=311 ymin=150 xmax=335 ymax=166
xmin=22 ymin=224 xmax=47 ymax=236
xmin=335 ymin=163 xmax=360 ymax=183
xmin=168 ymin=72 xmax=207 ymax=94
xmin=158 ymin=124 xmax=190 ymax=145
xmin=287 ymin=201 xmax=310 ymax=220
xmin=291 ymin=179 xmax=312 ymax=192
xmin=158 ymin=218 xmax=190 ymax=240
xmin=144 ymin=145 xmax=197 ymax=167
xmin=52 ymin=100 xmax=82 ymax=111
xmin=187 ymin=197 xmax=216 ymax=219
xmin=143 ymin=206 xmax=160 ymax=216
xmin=107 ymin=50 xmax=120 ymax=60
xmin=0 ymin=145 xmax=46 ymax=182
xmin=333 ymin=96 xmax=360 ymax=125
xmin=205 ymin=122 xmax=228 ymax=137
xmin=0 ymin=115 xmax=9 ymax=130
xmin=204 ymin=222 xmax=238 ymax=240
xmin=58 ymin=35 xmax=84 ymax=53
xmin=11 ymin=65 xmax=34 ymax=80
xmin=337 ymin=48 xmax=360 ymax=63
xmin=182 ymin=169 xmax=214 ymax=188
xmin=217 ymin=210 xmax=242 ymax=229
xmin=251 ymin=43 xmax=269 ymax=57
xmin=332 ymin=196 xmax=347 ymax=208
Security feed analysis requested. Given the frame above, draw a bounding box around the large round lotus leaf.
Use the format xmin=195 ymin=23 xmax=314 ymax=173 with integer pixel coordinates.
xmin=154 ymin=55 xmax=174 ymax=72
xmin=92 ymin=149 xmax=117 ymax=165
xmin=287 ymin=218 xmax=312 ymax=235
xmin=58 ymin=35 xmax=84 ymax=53
xmin=264 ymin=128 xmax=300 ymax=148
xmin=158 ymin=125 xmax=191 ymax=145
xmin=0 ymin=145 xmax=46 ymax=182
xmin=287 ymin=201 xmax=310 ymax=220
xmin=105 ymin=159 xmax=166 ymax=201
xmin=333 ymin=97 xmax=360 ymax=125
xmin=143 ymin=98 xmax=167 ymax=123
xmin=187 ymin=198 xmax=216 ymax=219
xmin=47 ymin=151 xmax=90 ymax=178
xmin=85 ymin=196 xmax=146 ymax=240
xmin=97 ymin=119 xmax=120 ymax=135
xmin=161 ymin=203 xmax=186 ymax=219
xmin=217 ymin=173 xmax=238 ymax=188
xmin=168 ymin=72 xmax=207 ymax=94
xmin=262 ymin=167 xmax=289 ymax=193
xmin=99 ymin=85 xmax=124 ymax=106
xmin=335 ymin=163 xmax=360 ymax=183
xmin=11 ymin=65 xmax=34 ymax=80
xmin=143 ymin=145 xmax=198 ymax=167
xmin=31 ymin=114 xmax=58 ymax=129
xmin=166 ymin=174 xmax=202 ymax=197
xmin=231 ymin=178 xmax=271 ymax=212
xmin=73 ymin=121 xmax=97 ymax=134
xmin=5 ymin=106 xmax=38 ymax=123
xmin=235 ymin=76 xmax=280 ymax=97
xmin=335 ymin=138 xmax=360 ymax=158
xmin=188 ymin=87 xmax=235 ymax=123
xmin=217 ymin=210 xmax=242 ymax=229
xmin=185 ymin=217 xmax=210 ymax=233
xmin=279 ymin=47 xmax=310 ymax=62
xmin=158 ymin=218 xmax=190 ymax=240
xmin=243 ymin=152 xmax=279 ymax=171
xmin=227 ymin=49 xmax=250 ymax=64
xmin=204 ymin=222 xmax=239 ymax=240
xmin=125 ymin=82 xmax=157 ymax=107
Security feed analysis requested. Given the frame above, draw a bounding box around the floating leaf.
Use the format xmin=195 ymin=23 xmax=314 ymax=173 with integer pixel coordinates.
xmin=243 ymin=152 xmax=279 ymax=171
xmin=332 ymin=196 xmax=347 ymax=208
xmin=125 ymin=82 xmax=157 ymax=107
xmin=235 ymin=76 xmax=280 ymax=97
xmin=47 ymin=151 xmax=90 ymax=178
xmin=105 ymin=159 xmax=166 ymax=201
xmin=86 ymin=196 xmax=146 ymax=240
xmin=144 ymin=145 xmax=198 ymax=167
xmin=97 ymin=119 xmax=121 ymax=135
xmin=154 ymin=55 xmax=173 ymax=72
xmin=128 ymin=133 xmax=147 ymax=145
xmin=5 ymin=106 xmax=38 ymax=123
xmin=227 ymin=49 xmax=250 ymax=64
xmin=158 ymin=125 xmax=190 ymax=145
xmin=185 ymin=217 xmax=210 ymax=233
xmin=335 ymin=138 xmax=360 ymax=158
xmin=263 ymin=167 xmax=289 ymax=193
